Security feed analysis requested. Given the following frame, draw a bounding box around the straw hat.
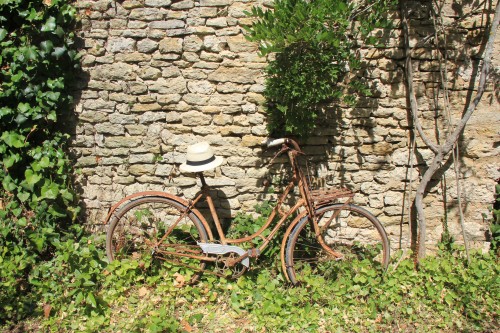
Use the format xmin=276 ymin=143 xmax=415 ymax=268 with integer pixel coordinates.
xmin=179 ymin=141 xmax=223 ymax=173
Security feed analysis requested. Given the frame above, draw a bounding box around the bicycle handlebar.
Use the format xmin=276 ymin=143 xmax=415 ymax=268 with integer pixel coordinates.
xmin=261 ymin=137 xmax=302 ymax=152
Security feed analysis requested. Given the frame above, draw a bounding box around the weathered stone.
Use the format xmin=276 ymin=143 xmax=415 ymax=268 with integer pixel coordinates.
xmin=171 ymin=0 xmax=194 ymax=9
xmin=162 ymin=66 xmax=182 ymax=78
xmin=200 ymin=0 xmax=232 ymax=6
xmin=203 ymin=35 xmax=226 ymax=52
xmin=125 ymin=124 xmax=148 ymax=135
xmin=129 ymin=164 xmax=156 ymax=175
xmin=181 ymin=111 xmax=211 ymax=126
xmin=109 ymin=114 xmax=135 ymax=124
xmin=241 ymin=135 xmax=264 ymax=147
xmin=183 ymin=93 xmax=210 ymax=105
xmin=91 ymin=63 xmax=137 ymax=81
xmin=149 ymin=77 xmax=187 ymax=94
xmin=226 ymin=35 xmax=257 ymax=52
xmin=95 ymin=123 xmax=125 ymax=135
xmin=187 ymin=80 xmax=216 ymax=94
xmin=137 ymin=39 xmax=158 ymax=53
xmin=213 ymin=114 xmax=232 ymax=125
xmin=139 ymin=111 xmax=167 ymax=123
xmin=83 ymin=99 xmax=116 ymax=111
xmin=106 ymin=37 xmax=135 ymax=53
xmin=182 ymin=35 xmax=203 ymax=52
xmin=358 ymin=142 xmax=395 ymax=156
xmin=139 ymin=66 xmax=162 ymax=79
xmin=150 ymin=20 xmax=185 ymax=30
xmin=129 ymin=8 xmax=164 ymax=20
xmin=208 ymin=67 xmax=259 ymax=84
xmin=145 ymin=0 xmax=171 ymax=7
xmin=129 ymin=153 xmax=156 ymax=164
xmin=131 ymin=103 xmax=162 ymax=112
xmin=157 ymin=94 xmax=182 ymax=105
xmin=77 ymin=156 xmax=99 ymax=167
xmin=104 ymin=136 xmax=142 ymax=148
xmin=207 ymin=17 xmax=228 ymax=27
xmin=182 ymin=52 xmax=200 ymax=62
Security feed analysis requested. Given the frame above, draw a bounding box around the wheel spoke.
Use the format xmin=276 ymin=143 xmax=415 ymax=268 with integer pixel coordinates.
xmin=286 ymin=203 xmax=389 ymax=285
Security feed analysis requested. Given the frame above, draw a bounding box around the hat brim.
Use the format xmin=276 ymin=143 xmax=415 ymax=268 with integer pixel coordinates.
xmin=179 ymin=156 xmax=223 ymax=173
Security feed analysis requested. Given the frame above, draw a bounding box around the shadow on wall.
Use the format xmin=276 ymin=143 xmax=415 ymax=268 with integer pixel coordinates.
xmin=68 ymin=33 xmax=91 ymax=225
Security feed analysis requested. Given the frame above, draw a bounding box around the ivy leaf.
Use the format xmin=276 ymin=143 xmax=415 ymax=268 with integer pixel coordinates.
xmin=40 ymin=181 xmax=59 ymax=200
xmin=1 ymin=131 xmax=26 ymax=148
xmin=3 ymin=153 xmax=20 ymax=169
xmin=24 ymin=46 xmax=38 ymax=60
xmin=86 ymin=292 xmax=97 ymax=308
xmin=52 ymin=46 xmax=66 ymax=59
xmin=22 ymin=169 xmax=42 ymax=191
xmin=17 ymin=192 xmax=30 ymax=203
xmin=0 ymin=28 xmax=7 ymax=42
xmin=41 ymin=16 xmax=57 ymax=32
xmin=40 ymin=40 xmax=54 ymax=53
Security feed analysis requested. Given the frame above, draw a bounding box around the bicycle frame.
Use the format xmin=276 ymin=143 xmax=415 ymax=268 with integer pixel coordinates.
xmin=175 ymin=145 xmax=315 ymax=268
xmin=104 ymin=139 xmax=354 ymax=280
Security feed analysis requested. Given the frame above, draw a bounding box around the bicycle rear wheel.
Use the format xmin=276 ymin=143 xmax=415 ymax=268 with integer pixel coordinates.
xmin=285 ymin=203 xmax=389 ymax=285
xmin=106 ymin=196 xmax=209 ymax=277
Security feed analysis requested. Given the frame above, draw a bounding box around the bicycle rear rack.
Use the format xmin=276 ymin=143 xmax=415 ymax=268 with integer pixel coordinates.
xmin=309 ymin=188 xmax=354 ymax=207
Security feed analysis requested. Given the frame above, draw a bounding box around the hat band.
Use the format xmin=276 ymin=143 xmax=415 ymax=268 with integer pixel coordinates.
xmin=186 ymin=155 xmax=216 ymax=166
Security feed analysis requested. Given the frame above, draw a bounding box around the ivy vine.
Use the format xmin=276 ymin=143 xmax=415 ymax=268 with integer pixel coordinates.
xmin=245 ymin=0 xmax=396 ymax=137
xmin=0 ymin=0 xmax=80 ymax=321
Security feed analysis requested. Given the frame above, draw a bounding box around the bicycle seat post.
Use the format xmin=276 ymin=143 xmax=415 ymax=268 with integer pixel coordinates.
xmin=198 ymin=172 xmax=208 ymax=189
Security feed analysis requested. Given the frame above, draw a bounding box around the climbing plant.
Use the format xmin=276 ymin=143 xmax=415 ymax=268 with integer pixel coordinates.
xmin=0 ymin=0 xmax=80 ymax=322
xmin=245 ymin=0 xmax=396 ymax=137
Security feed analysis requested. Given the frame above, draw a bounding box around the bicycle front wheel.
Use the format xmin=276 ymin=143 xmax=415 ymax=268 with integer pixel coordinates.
xmin=285 ymin=203 xmax=390 ymax=285
xmin=106 ymin=196 xmax=209 ymax=277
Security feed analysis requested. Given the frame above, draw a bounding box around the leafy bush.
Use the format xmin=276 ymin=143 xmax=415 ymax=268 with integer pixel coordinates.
xmin=488 ymin=179 xmax=500 ymax=253
xmin=0 ymin=0 xmax=80 ymax=323
xmin=245 ymin=0 xmax=396 ymax=137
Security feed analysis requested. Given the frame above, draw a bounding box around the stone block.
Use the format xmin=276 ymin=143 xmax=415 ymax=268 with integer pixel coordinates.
xmin=187 ymin=80 xmax=216 ymax=94
xmin=226 ymin=35 xmax=258 ymax=53
xmin=129 ymin=153 xmax=156 ymax=164
xmin=125 ymin=124 xmax=148 ymax=135
xmin=207 ymin=17 xmax=228 ymax=27
xmin=129 ymin=164 xmax=156 ymax=175
xmin=200 ymin=0 xmax=233 ymax=6
xmin=149 ymin=77 xmax=187 ymax=94
xmin=104 ymin=136 xmax=142 ymax=148
xmin=171 ymin=0 xmax=194 ymax=9
xmin=129 ymin=8 xmax=164 ymax=20
xmin=181 ymin=111 xmax=212 ymax=126
xmin=106 ymin=37 xmax=135 ymax=53
xmin=150 ymin=19 xmax=185 ymax=30
xmin=182 ymin=93 xmax=210 ymax=105
xmin=157 ymin=94 xmax=182 ymax=105
xmin=145 ymin=0 xmax=171 ymax=7
xmin=139 ymin=111 xmax=167 ymax=123
xmin=131 ymin=103 xmax=162 ymax=112
xmin=137 ymin=39 xmax=158 ymax=53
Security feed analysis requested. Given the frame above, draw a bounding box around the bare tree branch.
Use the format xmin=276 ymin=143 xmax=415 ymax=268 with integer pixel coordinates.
xmin=401 ymin=0 xmax=500 ymax=259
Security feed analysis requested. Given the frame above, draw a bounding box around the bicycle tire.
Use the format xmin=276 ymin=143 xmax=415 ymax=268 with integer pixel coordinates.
xmin=285 ymin=203 xmax=390 ymax=285
xmin=106 ymin=196 xmax=209 ymax=278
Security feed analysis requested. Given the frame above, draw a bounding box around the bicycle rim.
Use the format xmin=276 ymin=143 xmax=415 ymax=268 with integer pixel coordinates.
xmin=285 ymin=203 xmax=390 ymax=285
xmin=106 ymin=196 xmax=208 ymax=278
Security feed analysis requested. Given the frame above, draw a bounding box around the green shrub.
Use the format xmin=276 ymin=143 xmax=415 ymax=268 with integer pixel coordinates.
xmin=245 ymin=0 xmax=396 ymax=137
xmin=0 ymin=0 xmax=80 ymax=323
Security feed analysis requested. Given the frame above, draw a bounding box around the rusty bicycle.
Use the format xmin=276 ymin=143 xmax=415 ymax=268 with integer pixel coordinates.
xmin=105 ymin=138 xmax=390 ymax=285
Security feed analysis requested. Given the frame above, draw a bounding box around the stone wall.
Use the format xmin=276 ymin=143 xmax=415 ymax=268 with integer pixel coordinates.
xmin=72 ymin=0 xmax=499 ymax=251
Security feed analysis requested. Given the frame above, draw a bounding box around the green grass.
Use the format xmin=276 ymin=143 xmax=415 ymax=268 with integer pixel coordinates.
xmin=1 ymin=237 xmax=498 ymax=333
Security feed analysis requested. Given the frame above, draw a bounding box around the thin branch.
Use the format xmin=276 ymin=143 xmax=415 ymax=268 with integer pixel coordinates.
xmin=401 ymin=4 xmax=440 ymax=154
xmin=431 ymin=1 xmax=470 ymax=263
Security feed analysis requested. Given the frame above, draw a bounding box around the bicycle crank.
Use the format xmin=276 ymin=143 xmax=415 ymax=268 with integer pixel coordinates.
xmin=197 ymin=243 xmax=250 ymax=268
